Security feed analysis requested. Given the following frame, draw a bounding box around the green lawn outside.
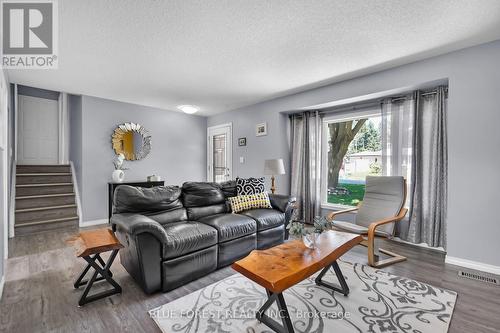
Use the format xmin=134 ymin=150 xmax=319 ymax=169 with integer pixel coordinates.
xmin=327 ymin=183 xmax=365 ymax=206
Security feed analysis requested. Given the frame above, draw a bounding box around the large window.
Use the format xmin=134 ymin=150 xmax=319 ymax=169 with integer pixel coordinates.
xmin=322 ymin=110 xmax=383 ymax=207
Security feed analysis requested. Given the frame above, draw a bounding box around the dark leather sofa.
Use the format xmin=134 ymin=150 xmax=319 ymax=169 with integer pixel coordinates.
xmin=111 ymin=181 xmax=296 ymax=294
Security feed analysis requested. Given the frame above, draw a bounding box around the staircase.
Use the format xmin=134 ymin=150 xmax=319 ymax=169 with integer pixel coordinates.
xmin=15 ymin=165 xmax=79 ymax=235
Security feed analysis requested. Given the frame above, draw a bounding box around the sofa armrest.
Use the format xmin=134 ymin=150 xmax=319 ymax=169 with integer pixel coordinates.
xmin=111 ymin=213 xmax=166 ymax=293
xmin=111 ymin=213 xmax=168 ymax=244
xmin=269 ymin=194 xmax=296 ymax=240
xmin=269 ymin=194 xmax=296 ymax=213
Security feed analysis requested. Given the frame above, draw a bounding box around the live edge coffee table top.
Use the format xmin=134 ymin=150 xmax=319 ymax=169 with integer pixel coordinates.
xmin=232 ymin=230 xmax=363 ymax=293
xmin=67 ymin=228 xmax=123 ymax=258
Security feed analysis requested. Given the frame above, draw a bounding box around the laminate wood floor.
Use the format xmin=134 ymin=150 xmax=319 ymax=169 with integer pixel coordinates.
xmin=1 ymin=225 xmax=499 ymax=332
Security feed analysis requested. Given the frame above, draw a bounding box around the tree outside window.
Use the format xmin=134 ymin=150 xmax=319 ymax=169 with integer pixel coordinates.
xmin=326 ymin=116 xmax=382 ymax=206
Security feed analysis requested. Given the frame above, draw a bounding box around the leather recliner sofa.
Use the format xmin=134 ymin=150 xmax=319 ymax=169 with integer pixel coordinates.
xmin=111 ymin=181 xmax=296 ymax=294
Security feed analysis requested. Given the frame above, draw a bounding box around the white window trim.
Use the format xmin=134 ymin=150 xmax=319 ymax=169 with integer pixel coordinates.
xmin=321 ymin=202 xmax=359 ymax=211
xmin=321 ymin=107 xmax=381 ymax=208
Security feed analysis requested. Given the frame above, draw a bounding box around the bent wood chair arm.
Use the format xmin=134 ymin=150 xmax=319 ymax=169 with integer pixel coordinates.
xmin=326 ymin=202 xmax=362 ymax=221
xmin=367 ymin=207 xmax=408 ymax=240
xmin=366 ymin=207 xmax=408 ymax=268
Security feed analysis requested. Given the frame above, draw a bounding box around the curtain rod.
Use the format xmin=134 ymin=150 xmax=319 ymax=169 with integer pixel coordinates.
xmin=290 ymin=100 xmax=381 ymax=118
xmin=289 ymin=85 xmax=448 ymax=116
xmin=388 ymin=86 xmax=448 ymax=102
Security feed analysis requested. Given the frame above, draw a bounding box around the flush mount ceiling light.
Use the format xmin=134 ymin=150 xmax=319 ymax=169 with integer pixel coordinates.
xmin=177 ymin=105 xmax=199 ymax=114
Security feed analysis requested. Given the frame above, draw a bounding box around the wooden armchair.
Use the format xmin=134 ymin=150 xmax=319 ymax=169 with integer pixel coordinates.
xmin=327 ymin=176 xmax=408 ymax=268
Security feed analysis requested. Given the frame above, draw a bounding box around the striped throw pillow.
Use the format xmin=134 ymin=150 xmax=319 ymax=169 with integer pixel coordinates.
xmin=229 ymin=192 xmax=272 ymax=213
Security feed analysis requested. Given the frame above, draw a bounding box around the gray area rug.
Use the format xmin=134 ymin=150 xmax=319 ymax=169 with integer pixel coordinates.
xmin=150 ymin=261 xmax=457 ymax=332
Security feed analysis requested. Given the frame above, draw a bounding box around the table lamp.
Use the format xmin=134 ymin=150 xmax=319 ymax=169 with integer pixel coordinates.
xmin=264 ymin=159 xmax=286 ymax=194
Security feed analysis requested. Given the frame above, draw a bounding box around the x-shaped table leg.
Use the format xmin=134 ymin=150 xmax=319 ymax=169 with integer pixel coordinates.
xmin=315 ymin=260 xmax=350 ymax=296
xmin=256 ymin=289 xmax=294 ymax=333
xmin=75 ymin=249 xmax=121 ymax=306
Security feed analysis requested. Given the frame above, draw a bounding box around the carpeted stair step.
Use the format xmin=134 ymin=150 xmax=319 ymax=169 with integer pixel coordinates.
xmin=15 ymin=204 xmax=78 ymax=224
xmin=16 ymin=173 xmax=72 ymax=185
xmin=14 ymin=216 xmax=79 ymax=235
xmin=15 ymin=193 xmax=76 ymax=210
xmin=16 ymin=164 xmax=71 ymax=174
xmin=15 ymin=183 xmax=74 ymax=196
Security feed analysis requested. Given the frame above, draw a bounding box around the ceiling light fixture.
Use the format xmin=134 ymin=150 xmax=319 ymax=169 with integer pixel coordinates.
xmin=177 ymin=105 xmax=199 ymax=114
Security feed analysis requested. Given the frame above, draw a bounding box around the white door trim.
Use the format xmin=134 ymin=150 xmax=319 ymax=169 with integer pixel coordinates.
xmin=207 ymin=123 xmax=232 ymax=182
xmin=58 ymin=92 xmax=69 ymax=164
xmin=0 ymin=73 xmax=9 ymax=258
xmin=10 ymin=85 xmax=18 ymax=238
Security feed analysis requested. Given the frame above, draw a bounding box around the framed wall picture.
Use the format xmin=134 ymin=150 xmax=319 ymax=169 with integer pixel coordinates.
xmin=238 ymin=137 xmax=247 ymax=146
xmin=256 ymin=122 xmax=267 ymax=136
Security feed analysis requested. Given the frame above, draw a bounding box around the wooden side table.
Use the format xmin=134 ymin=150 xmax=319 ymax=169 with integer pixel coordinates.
xmin=68 ymin=228 xmax=124 ymax=306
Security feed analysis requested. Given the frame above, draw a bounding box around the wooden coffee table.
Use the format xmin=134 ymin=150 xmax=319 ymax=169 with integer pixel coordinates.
xmin=232 ymin=230 xmax=363 ymax=333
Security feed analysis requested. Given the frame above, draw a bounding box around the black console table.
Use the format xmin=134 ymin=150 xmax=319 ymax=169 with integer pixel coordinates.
xmin=108 ymin=181 xmax=165 ymax=220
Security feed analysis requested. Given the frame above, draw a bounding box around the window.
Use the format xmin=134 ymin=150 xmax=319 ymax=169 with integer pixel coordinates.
xmin=321 ymin=99 xmax=414 ymax=208
xmin=322 ymin=111 xmax=382 ymax=207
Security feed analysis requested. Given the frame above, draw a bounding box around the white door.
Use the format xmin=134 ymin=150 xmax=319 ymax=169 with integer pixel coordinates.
xmin=207 ymin=123 xmax=232 ymax=182
xmin=18 ymin=95 xmax=59 ymax=164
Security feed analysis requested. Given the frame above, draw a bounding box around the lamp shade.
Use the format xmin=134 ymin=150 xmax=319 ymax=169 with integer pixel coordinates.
xmin=264 ymin=159 xmax=286 ymax=175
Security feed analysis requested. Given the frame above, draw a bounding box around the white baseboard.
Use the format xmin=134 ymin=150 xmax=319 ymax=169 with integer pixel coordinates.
xmin=445 ymin=255 xmax=500 ymax=276
xmin=80 ymin=219 xmax=108 ymax=228
xmin=0 ymin=275 xmax=5 ymax=300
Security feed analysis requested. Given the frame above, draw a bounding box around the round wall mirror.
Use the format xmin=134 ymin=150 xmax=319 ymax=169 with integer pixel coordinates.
xmin=111 ymin=122 xmax=151 ymax=160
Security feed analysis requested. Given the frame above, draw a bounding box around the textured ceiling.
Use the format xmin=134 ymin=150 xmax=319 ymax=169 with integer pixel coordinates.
xmin=7 ymin=0 xmax=500 ymax=115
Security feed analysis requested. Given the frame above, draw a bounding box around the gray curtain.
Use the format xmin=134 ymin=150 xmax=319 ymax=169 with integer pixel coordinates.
xmin=290 ymin=111 xmax=322 ymax=223
xmin=406 ymin=87 xmax=448 ymax=248
xmin=381 ymin=95 xmax=414 ymax=239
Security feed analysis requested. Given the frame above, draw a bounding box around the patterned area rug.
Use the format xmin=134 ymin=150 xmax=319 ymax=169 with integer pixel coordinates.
xmin=150 ymin=261 xmax=457 ymax=333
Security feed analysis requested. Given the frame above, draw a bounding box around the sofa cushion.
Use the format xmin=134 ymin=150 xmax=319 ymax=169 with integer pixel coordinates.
xmin=219 ymin=180 xmax=237 ymax=198
xmin=162 ymin=221 xmax=218 ymax=260
xmin=182 ymin=182 xmax=226 ymax=207
xmin=197 ymin=213 xmax=257 ymax=242
xmin=114 ymin=185 xmax=183 ymax=214
xmin=240 ymin=208 xmax=285 ymax=231
xmin=236 ymin=177 xmax=265 ymax=195
xmin=186 ymin=204 xmax=227 ymax=221
xmin=146 ymin=208 xmax=188 ymax=225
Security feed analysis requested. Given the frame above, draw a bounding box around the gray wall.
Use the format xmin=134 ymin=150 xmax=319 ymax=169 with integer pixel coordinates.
xmin=208 ymin=40 xmax=500 ymax=267
xmin=73 ymin=96 xmax=207 ymax=222
xmin=207 ymin=108 xmax=290 ymax=194
xmin=69 ymin=95 xmax=83 ymax=193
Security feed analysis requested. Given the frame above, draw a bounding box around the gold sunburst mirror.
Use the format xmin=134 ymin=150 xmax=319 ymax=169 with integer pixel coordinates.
xmin=111 ymin=122 xmax=151 ymax=160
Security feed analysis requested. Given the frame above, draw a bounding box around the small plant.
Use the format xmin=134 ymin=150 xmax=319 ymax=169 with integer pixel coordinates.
xmin=286 ymin=220 xmax=308 ymax=238
xmin=313 ymin=216 xmax=331 ymax=234
xmin=286 ymin=205 xmax=309 ymax=238
xmin=113 ymin=153 xmax=128 ymax=170
xmin=287 ymin=215 xmax=333 ymax=238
